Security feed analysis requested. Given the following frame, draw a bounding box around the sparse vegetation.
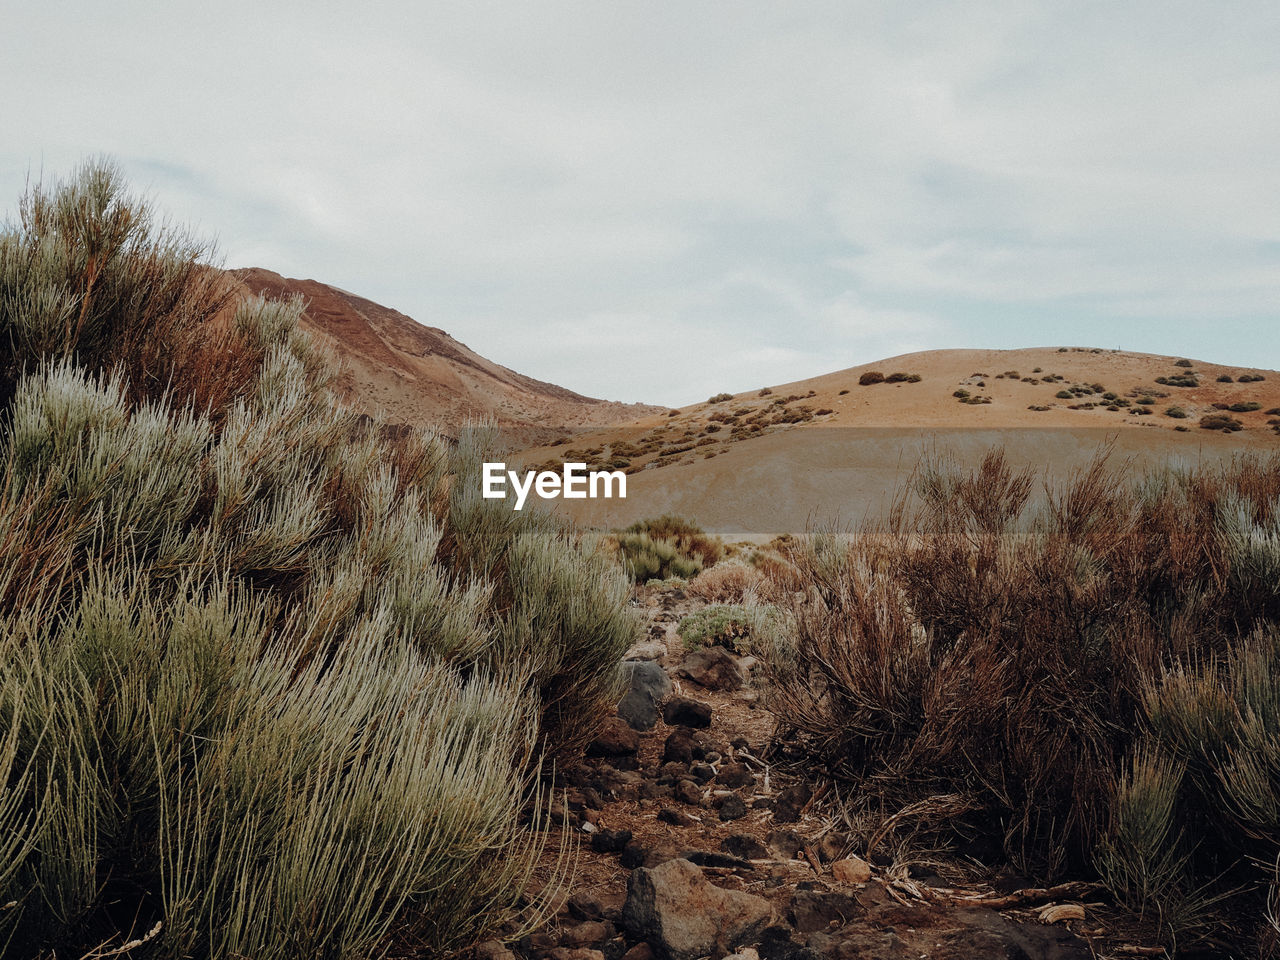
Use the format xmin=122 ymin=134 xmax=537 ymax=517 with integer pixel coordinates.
xmin=708 ymin=391 xmax=734 ymax=403
xmin=1173 ymin=358 xmax=1193 ymax=367
xmin=859 ymin=371 xmax=885 ymax=386
xmin=1164 ymin=406 xmax=1189 ymax=419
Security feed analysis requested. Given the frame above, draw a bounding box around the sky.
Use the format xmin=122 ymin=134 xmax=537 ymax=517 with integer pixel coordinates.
xmin=3 ymin=1 xmax=1278 ymax=406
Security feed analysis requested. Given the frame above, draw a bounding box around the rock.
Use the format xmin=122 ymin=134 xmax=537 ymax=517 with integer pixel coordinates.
xmin=716 ymin=762 xmax=754 ymax=789
xmin=618 ymin=661 xmax=673 ymax=731
xmin=658 ymin=807 xmax=698 ymax=827
xmin=689 ymin=762 xmax=715 ymax=783
xmin=662 ymin=730 xmax=697 ymax=764
xmin=674 ymin=779 xmax=703 ymax=806
xmin=766 ymin=829 xmax=804 ymax=859
xmin=620 ymin=945 xmax=655 ymax=960
xmin=679 ymin=647 xmax=748 ymax=691
xmin=718 ymin=795 xmax=748 ymax=821
xmin=568 ymin=891 xmax=604 ymax=921
xmin=721 ymin=834 xmax=769 ymax=860
xmin=621 ymin=858 xmax=773 ymax=960
xmin=560 ymin=920 xmax=613 ymax=947
xmin=587 ymin=717 xmax=640 ymax=758
xmin=830 ymin=856 xmax=871 ymax=885
xmin=663 ymin=697 xmax=712 ymax=729
xmin=789 ymin=889 xmax=862 ymax=934
xmin=591 ymin=828 xmax=634 ymax=854
xmin=773 ymin=784 xmax=812 ymax=824
xmin=548 ymin=950 xmax=605 ymax=960
xmin=817 ymin=833 xmax=844 ymax=863
xmin=624 ymin=641 xmax=667 ymax=661
xmin=756 ymin=925 xmax=823 ymax=960
xmin=473 ymin=941 xmax=517 ymax=960
xmin=724 ymin=950 xmax=760 ymax=960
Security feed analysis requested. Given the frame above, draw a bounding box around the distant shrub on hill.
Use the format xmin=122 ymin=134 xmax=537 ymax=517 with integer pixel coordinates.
xmin=858 ymin=371 xmax=885 ymax=385
xmin=1200 ymin=413 xmax=1243 ymax=431
xmin=1217 ymin=374 xmax=1235 ymax=382
xmin=1164 ymin=406 xmax=1189 ymax=418
xmin=1173 ymin=358 xmax=1193 ymax=367
xmin=884 ymin=371 xmax=922 ymax=383
xmin=708 ymin=391 xmax=734 ymax=403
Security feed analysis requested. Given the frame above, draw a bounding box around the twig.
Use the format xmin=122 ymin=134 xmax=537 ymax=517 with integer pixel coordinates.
xmin=953 ymin=881 xmax=1103 ymax=908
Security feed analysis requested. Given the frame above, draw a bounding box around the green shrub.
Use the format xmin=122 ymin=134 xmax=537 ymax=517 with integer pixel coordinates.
xmin=859 ymin=371 xmax=885 ymax=386
xmin=622 ymin=514 xmax=723 ymax=567
xmin=1165 ymin=406 xmax=1189 ymax=419
xmin=708 ymin=392 xmax=734 ymax=403
xmin=1056 ymin=389 xmax=1073 ymax=399
xmin=1174 ymin=359 xmax=1193 ymax=368
xmin=677 ymin=603 xmax=785 ymax=655
xmin=1217 ymin=374 xmax=1235 ymax=383
xmin=953 ymin=389 xmax=970 ymax=399
xmin=885 ymin=371 xmax=921 ymax=383
xmin=0 ymin=163 xmax=637 ymax=957
xmin=1229 ymin=401 xmax=1262 ymax=412
xmin=616 ymin=531 xmax=702 ymax=582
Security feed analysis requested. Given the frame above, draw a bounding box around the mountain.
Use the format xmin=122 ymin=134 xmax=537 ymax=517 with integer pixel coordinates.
xmin=231 ymin=268 xmax=661 ymax=442
xmin=517 ymin=346 xmax=1280 ymax=533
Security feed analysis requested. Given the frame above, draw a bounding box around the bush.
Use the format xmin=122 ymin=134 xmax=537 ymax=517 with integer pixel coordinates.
xmin=1174 ymin=359 xmax=1193 ymax=367
xmin=1165 ymin=406 xmax=1189 ymax=418
xmin=1229 ymin=401 xmax=1262 ymax=412
xmin=838 ymin=388 xmax=849 ymax=395
xmin=0 ymin=163 xmax=637 ymax=956
xmin=616 ymin=516 xmax=722 ymax=583
xmin=885 ymin=372 xmax=921 ymax=383
xmin=1239 ymin=373 xmax=1266 ymax=383
xmin=1200 ymin=414 xmax=1244 ymax=432
xmin=954 ymin=389 xmax=971 ymax=399
xmin=766 ymin=448 xmax=1280 ymax=953
xmin=1056 ymin=390 xmax=1074 ymax=399
xmin=758 ymin=387 xmax=773 ymax=396
xmin=859 ymin=371 xmax=885 ymax=386
xmin=708 ymin=392 xmax=734 ymax=403
xmin=677 ymin=603 xmax=785 ymax=655
xmin=1217 ymin=374 xmax=1235 ymax=383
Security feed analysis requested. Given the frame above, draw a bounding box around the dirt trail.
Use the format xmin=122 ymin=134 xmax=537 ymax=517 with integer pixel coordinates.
xmin=484 ymin=589 xmax=1160 ymax=960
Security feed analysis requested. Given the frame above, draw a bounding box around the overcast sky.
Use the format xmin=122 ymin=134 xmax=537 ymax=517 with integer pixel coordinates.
xmin=4 ymin=2 xmax=1278 ymax=405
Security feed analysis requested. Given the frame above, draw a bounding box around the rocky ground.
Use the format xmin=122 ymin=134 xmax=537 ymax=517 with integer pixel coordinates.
xmin=473 ymin=588 xmax=1160 ymax=960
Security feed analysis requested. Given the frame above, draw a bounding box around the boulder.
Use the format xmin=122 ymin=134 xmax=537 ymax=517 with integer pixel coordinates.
xmin=663 ymin=697 xmax=712 ymax=729
xmin=622 ymin=859 xmax=773 ymax=960
xmin=830 ymin=856 xmax=871 ymax=885
xmin=679 ymin=647 xmax=748 ymax=691
xmin=587 ymin=717 xmax=640 ymax=758
xmin=618 ymin=661 xmax=673 ymax=731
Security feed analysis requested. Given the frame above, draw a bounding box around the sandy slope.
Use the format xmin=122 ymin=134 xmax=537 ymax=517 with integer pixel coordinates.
xmin=517 ymin=347 xmax=1280 ymax=533
xmin=231 ymin=268 xmax=661 ymax=442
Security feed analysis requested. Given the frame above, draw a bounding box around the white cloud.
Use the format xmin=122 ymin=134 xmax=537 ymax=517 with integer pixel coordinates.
xmin=3 ymin=0 xmax=1277 ymax=405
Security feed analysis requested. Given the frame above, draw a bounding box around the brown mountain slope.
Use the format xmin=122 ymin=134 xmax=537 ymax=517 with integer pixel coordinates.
xmin=518 ymin=347 xmax=1280 ymax=533
xmin=231 ymin=268 xmax=660 ymax=441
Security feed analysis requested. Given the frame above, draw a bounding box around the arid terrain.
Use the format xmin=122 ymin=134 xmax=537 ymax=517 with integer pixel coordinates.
xmin=514 ymin=346 xmax=1279 ymax=532
xmin=232 ymin=268 xmax=662 ymax=444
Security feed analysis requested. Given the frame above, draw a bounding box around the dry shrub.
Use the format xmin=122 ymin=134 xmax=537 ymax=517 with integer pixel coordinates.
xmin=768 ymin=447 xmax=1280 ymax=952
xmin=687 ymin=560 xmax=765 ymax=602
